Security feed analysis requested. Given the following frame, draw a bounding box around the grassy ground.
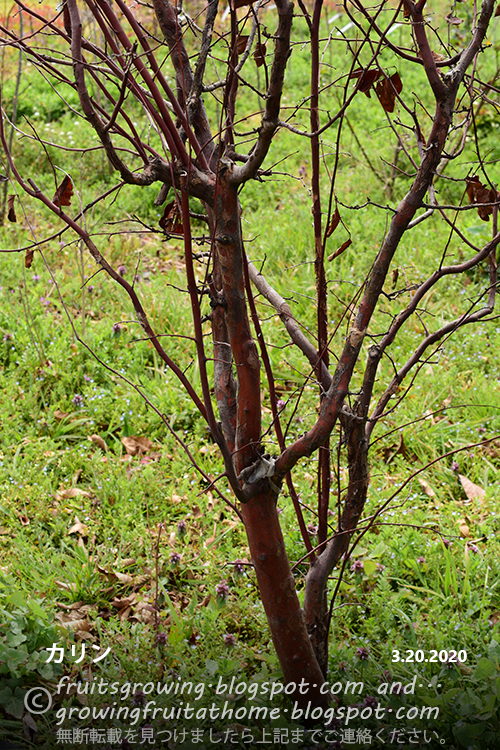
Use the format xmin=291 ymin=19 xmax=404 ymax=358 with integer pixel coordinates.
xmin=0 ymin=2 xmax=500 ymax=748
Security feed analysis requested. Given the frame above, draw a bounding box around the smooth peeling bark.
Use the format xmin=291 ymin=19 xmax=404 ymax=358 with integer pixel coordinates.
xmin=214 ymin=168 xmax=261 ymax=474
xmin=240 ymin=489 xmax=330 ymax=711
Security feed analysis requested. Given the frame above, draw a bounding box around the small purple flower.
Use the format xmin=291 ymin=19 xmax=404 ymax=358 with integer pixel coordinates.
xmin=32 ymin=274 xmax=41 ymax=282
xmin=118 ymin=265 xmax=127 ymax=277
xmin=377 ymin=563 xmax=385 ymax=573
xmin=467 ymin=543 xmax=479 ymax=554
xmin=298 ymin=164 xmax=307 ymax=177
xmin=233 ymin=559 xmax=245 ymax=574
xmin=156 ymin=631 xmax=168 ymax=646
xmin=356 ymin=646 xmax=370 ymax=661
xmin=170 ymin=552 xmax=181 ymax=566
xmin=84 ymin=374 xmax=91 ymax=382
xmin=112 ymin=322 xmax=122 ymax=335
xmin=351 ymin=560 xmax=364 ymax=575
xmin=72 ymin=394 xmax=84 ymax=408
xmin=337 ymin=661 xmax=348 ymax=671
xmin=442 ymin=538 xmax=452 ymax=548
xmin=276 ymin=399 xmax=286 ymax=410
xmin=451 ymin=460 xmax=459 ymax=472
xmin=3 ymin=333 xmax=12 ymax=342
xmin=223 ymin=633 xmax=236 ymax=647
xmin=177 ymin=520 xmax=187 ymax=535
xmin=131 ymin=691 xmax=146 ymax=706
xmin=417 ymin=556 xmax=425 ymax=564
xmin=380 ymin=670 xmax=391 ymax=683
xmin=215 ymin=580 xmax=230 ymax=600
xmin=362 ymin=695 xmax=378 ymax=709
xmin=307 ymin=523 xmax=318 ymax=536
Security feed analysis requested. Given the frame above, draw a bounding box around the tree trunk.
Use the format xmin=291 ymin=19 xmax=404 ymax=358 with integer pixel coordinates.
xmin=240 ymin=488 xmax=330 ymax=711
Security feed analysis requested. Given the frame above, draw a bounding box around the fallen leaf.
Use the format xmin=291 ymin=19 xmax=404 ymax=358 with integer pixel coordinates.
xmin=417 ymin=477 xmax=436 ymax=498
xmin=19 ymin=515 xmax=30 ymax=526
xmin=88 ymin=434 xmax=107 ymax=451
xmin=121 ymin=436 xmax=154 ymax=456
xmin=54 ymin=410 xmax=69 ymax=421
xmin=459 ymin=474 xmax=485 ymax=501
xmin=459 ymin=522 xmax=470 ymax=537
xmin=53 ymin=175 xmax=73 ymax=208
xmin=56 ymin=487 xmax=92 ymax=500
xmin=133 ymin=574 xmax=151 ymax=589
xmin=54 ymin=580 xmax=77 ymax=592
xmin=111 ymin=593 xmax=137 ymax=609
xmin=68 ymin=517 xmax=88 ymax=535
xmin=0 ymin=527 xmax=10 ymax=535
xmin=7 ymin=194 xmax=16 ymax=222
xmin=59 ymin=618 xmax=91 ymax=632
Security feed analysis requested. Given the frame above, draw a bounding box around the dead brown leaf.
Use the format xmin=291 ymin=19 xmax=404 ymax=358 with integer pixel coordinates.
xmin=326 ymin=207 xmax=341 ymax=239
xmin=465 ymin=176 xmax=499 ymax=222
xmin=68 ymin=517 xmax=88 ymax=535
xmin=350 ymin=67 xmax=382 ymax=96
xmin=458 ymin=522 xmax=470 ymax=537
xmin=121 ymin=436 xmax=154 ymax=456
xmin=56 ymin=487 xmax=92 ymax=500
xmin=7 ymin=194 xmax=16 ymax=222
xmin=88 ymin=434 xmax=107 ymax=451
xmin=328 ymin=238 xmax=352 ymax=262
xmin=235 ymin=35 xmax=249 ymax=54
xmin=459 ymin=474 xmax=485 ymax=501
xmin=25 ymin=247 xmax=35 ymax=269
xmin=375 ymin=72 xmax=403 ymax=113
xmin=254 ymin=42 xmax=266 ymax=67
xmin=159 ymin=201 xmax=183 ymax=234
xmin=53 ymin=175 xmax=74 ymax=208
xmin=417 ymin=477 xmax=436 ymax=498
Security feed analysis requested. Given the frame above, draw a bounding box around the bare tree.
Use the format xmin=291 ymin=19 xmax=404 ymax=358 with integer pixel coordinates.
xmin=1 ymin=0 xmax=498 ymax=711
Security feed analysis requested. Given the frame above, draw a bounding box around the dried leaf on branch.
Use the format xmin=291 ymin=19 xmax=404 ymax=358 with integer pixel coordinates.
xmin=375 ymin=72 xmax=403 ymax=113
xmin=254 ymin=43 xmax=267 ymax=67
xmin=236 ymin=36 xmax=250 ymax=55
xmin=52 ymin=175 xmax=74 ymax=208
xmin=465 ymin=176 xmax=499 ymax=221
xmin=159 ymin=201 xmax=183 ymax=234
xmin=350 ymin=68 xmax=382 ymax=96
xmin=328 ymin=239 xmax=352 ymax=262
xmin=25 ymin=247 xmax=35 ymax=269
xmin=325 ymin=207 xmax=341 ymax=238
xmin=7 ymin=194 xmax=16 ymax=222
